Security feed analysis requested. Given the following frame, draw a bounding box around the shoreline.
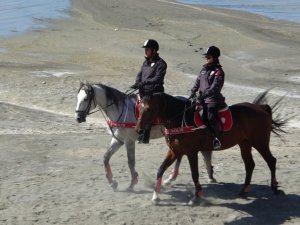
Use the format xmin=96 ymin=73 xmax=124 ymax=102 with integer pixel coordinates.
xmin=176 ymin=0 xmax=300 ymax=24
xmin=0 ymin=0 xmax=71 ymax=38
xmin=0 ymin=0 xmax=299 ymax=131
xmin=0 ymin=0 xmax=299 ymax=128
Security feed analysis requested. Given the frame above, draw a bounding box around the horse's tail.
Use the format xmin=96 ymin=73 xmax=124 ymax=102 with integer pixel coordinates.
xmin=253 ymin=90 xmax=289 ymax=138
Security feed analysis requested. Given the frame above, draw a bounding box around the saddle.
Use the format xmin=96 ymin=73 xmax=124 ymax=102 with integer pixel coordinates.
xmin=194 ymin=106 xmax=233 ymax=132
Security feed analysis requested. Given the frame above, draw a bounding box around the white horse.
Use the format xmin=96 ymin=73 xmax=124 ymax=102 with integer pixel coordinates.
xmin=75 ymin=82 xmax=215 ymax=191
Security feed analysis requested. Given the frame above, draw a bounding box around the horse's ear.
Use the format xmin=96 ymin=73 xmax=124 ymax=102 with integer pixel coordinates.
xmin=79 ymin=81 xmax=84 ymax=87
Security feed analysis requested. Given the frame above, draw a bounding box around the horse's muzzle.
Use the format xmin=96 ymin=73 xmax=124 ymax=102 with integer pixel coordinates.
xmin=75 ymin=113 xmax=86 ymax=123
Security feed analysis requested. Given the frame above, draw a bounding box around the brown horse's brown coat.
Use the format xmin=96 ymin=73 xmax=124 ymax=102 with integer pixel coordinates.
xmin=138 ymin=92 xmax=286 ymax=201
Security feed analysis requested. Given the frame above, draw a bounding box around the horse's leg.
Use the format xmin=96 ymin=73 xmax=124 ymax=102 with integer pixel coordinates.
xmin=239 ymin=141 xmax=255 ymax=197
xmin=163 ymin=155 xmax=182 ymax=185
xmin=255 ymin=144 xmax=283 ymax=195
xmin=187 ymin=153 xmax=203 ymax=205
xmin=199 ymin=150 xmax=216 ymax=183
xmin=124 ymin=139 xmax=139 ymax=191
xmin=103 ymin=138 xmax=124 ymax=190
xmin=152 ymin=149 xmax=177 ymax=204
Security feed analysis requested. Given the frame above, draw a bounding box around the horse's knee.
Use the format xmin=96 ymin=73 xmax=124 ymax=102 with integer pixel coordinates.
xmin=103 ymin=152 xmax=111 ymax=166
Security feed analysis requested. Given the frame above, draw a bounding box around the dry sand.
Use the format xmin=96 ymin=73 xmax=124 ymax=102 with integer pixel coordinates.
xmin=0 ymin=0 xmax=300 ymax=224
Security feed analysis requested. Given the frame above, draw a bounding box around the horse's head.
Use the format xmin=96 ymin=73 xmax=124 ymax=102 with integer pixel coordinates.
xmin=136 ymin=94 xmax=163 ymax=132
xmin=136 ymin=93 xmax=187 ymax=131
xmin=75 ymin=82 xmax=96 ymax=123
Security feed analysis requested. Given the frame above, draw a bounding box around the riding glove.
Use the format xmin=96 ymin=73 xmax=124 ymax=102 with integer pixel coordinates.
xmin=188 ymin=92 xmax=196 ymax=100
xmin=197 ymin=95 xmax=204 ymax=102
xmin=201 ymin=90 xmax=212 ymax=99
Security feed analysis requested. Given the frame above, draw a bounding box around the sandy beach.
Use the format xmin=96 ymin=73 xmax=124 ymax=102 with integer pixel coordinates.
xmin=0 ymin=0 xmax=300 ymax=224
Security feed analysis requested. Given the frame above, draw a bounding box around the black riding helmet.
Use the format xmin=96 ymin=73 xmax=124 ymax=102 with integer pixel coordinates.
xmin=203 ymin=46 xmax=220 ymax=58
xmin=142 ymin=39 xmax=159 ymax=51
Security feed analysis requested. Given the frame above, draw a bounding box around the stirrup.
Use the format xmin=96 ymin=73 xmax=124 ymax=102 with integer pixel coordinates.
xmin=137 ymin=132 xmax=143 ymax=143
xmin=213 ymin=137 xmax=221 ymax=150
xmin=138 ymin=137 xmax=149 ymax=144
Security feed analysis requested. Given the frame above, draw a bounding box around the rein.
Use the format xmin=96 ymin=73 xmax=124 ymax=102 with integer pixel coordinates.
xmin=161 ymin=95 xmax=197 ymax=127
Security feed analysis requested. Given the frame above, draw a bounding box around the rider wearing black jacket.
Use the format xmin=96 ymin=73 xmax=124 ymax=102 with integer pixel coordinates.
xmin=130 ymin=39 xmax=167 ymax=143
xmin=189 ymin=46 xmax=226 ymax=150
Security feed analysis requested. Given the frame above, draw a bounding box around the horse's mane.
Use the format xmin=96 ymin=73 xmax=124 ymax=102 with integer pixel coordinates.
xmin=81 ymin=82 xmax=131 ymax=109
xmin=97 ymin=83 xmax=129 ymax=108
xmin=158 ymin=93 xmax=191 ymax=125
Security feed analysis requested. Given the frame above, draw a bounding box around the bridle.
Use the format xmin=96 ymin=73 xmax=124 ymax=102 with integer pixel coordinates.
xmin=75 ymin=84 xmax=138 ymax=144
xmin=76 ymin=84 xmax=139 ymax=117
xmin=75 ymin=85 xmax=97 ymax=117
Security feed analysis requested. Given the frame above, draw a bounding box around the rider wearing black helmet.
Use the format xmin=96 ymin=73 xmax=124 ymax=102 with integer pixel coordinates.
xmin=189 ymin=46 xmax=226 ymax=150
xmin=130 ymin=39 xmax=167 ymax=143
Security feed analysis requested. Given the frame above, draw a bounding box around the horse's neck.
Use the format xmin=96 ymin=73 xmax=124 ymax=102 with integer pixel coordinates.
xmin=93 ymin=85 xmax=136 ymax=122
xmin=160 ymin=95 xmax=187 ymax=128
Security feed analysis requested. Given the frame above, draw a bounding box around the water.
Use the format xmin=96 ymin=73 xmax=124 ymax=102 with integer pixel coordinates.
xmin=0 ymin=0 xmax=70 ymax=37
xmin=178 ymin=0 xmax=300 ymax=23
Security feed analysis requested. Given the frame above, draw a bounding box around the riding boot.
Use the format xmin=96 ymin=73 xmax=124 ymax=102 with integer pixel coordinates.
xmin=137 ymin=130 xmax=144 ymax=143
xmin=138 ymin=124 xmax=151 ymax=144
xmin=211 ymin=123 xmax=221 ymax=150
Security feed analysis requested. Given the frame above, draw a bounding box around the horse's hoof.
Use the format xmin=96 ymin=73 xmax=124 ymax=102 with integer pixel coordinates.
xmin=128 ymin=177 xmax=138 ymax=190
xmin=207 ymin=177 xmax=217 ymax=183
xmin=151 ymin=196 xmax=160 ymax=205
xmin=274 ymin=189 xmax=285 ymax=195
xmin=238 ymin=185 xmax=251 ymax=198
xmin=110 ymin=181 xmax=118 ymax=190
xmin=151 ymin=191 xmax=160 ymax=205
xmin=163 ymin=178 xmax=174 ymax=186
xmin=151 ymin=198 xmax=160 ymax=205
xmin=163 ymin=180 xmax=171 ymax=186
xmin=188 ymin=196 xmax=201 ymax=206
xmin=238 ymin=191 xmax=249 ymax=198
xmin=126 ymin=186 xmax=134 ymax=192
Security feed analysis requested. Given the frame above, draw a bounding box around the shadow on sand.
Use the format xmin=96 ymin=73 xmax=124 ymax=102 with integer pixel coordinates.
xmin=162 ymin=182 xmax=300 ymax=224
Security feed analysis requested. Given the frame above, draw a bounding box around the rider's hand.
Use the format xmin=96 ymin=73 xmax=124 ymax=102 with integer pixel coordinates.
xmin=201 ymin=90 xmax=211 ymax=99
xmin=196 ymin=95 xmax=204 ymax=102
xmin=188 ymin=92 xmax=196 ymax=100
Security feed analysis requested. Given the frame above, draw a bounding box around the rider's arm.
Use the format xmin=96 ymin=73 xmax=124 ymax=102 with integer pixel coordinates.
xmin=202 ymin=69 xmax=224 ymax=98
xmin=190 ymin=72 xmax=201 ymax=95
xmin=135 ymin=69 xmax=142 ymax=84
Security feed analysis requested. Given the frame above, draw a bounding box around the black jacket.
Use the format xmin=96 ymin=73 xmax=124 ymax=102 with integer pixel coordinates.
xmin=135 ymin=53 xmax=167 ymax=95
xmin=191 ymin=63 xmax=225 ymax=104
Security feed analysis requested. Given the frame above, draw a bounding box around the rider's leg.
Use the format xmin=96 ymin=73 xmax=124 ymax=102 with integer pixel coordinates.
xmin=207 ymin=103 xmax=221 ymax=150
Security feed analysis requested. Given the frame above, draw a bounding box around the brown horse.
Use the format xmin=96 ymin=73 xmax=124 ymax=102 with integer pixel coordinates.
xmin=136 ymin=91 xmax=287 ymax=204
